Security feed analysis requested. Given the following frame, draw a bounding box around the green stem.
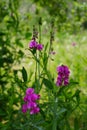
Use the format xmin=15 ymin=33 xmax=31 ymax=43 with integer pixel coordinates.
xmin=52 ymin=118 xmax=57 ymax=130
xmin=37 ymin=21 xmax=42 ymax=87
xmin=39 ymin=23 xmax=41 ymax=44
xmin=37 ymin=52 xmax=40 ymax=85
xmin=35 ymin=51 xmax=38 ymax=83
xmin=52 ymin=97 xmax=58 ymax=130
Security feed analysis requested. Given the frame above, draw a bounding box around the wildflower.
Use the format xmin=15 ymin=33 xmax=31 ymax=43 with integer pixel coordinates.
xmin=29 ymin=40 xmax=37 ymax=49
xmin=30 ymin=93 xmax=40 ymax=101
xmin=26 ymin=88 xmax=34 ymax=95
xmin=27 ymin=102 xmax=37 ymax=109
xmin=72 ymin=42 xmax=76 ymax=46
xmin=56 ymin=65 xmax=70 ymax=86
xmin=23 ymin=95 xmax=28 ymax=102
xmin=22 ymin=88 xmax=40 ymax=114
xmin=30 ymin=106 xmax=40 ymax=114
xmin=36 ymin=44 xmax=43 ymax=51
xmin=29 ymin=40 xmax=43 ymax=51
xmin=22 ymin=104 xmax=27 ymax=113
xmin=56 ymin=76 xmax=62 ymax=86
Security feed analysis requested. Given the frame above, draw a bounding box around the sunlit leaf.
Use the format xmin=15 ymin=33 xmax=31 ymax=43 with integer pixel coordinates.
xmin=22 ymin=67 xmax=28 ymax=82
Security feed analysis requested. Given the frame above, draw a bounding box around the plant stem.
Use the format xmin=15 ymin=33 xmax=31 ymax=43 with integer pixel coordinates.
xmin=37 ymin=18 xmax=42 ymax=87
xmin=39 ymin=21 xmax=41 ymax=44
xmin=35 ymin=50 xmax=38 ymax=83
xmin=52 ymin=98 xmax=58 ymax=130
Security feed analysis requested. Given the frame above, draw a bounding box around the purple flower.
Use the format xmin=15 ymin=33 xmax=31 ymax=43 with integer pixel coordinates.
xmin=29 ymin=40 xmax=37 ymax=49
xmin=29 ymin=39 xmax=43 ymax=51
xmin=23 ymin=95 xmax=28 ymax=102
xmin=72 ymin=42 xmax=76 ymax=46
xmin=27 ymin=101 xmax=37 ymax=109
xmin=64 ymin=78 xmax=69 ymax=86
xmin=30 ymin=93 xmax=40 ymax=101
xmin=30 ymin=107 xmax=40 ymax=115
xmin=26 ymin=88 xmax=34 ymax=95
xmin=56 ymin=65 xmax=70 ymax=86
xmin=36 ymin=44 xmax=43 ymax=51
xmin=22 ymin=104 xmax=27 ymax=113
xmin=56 ymin=75 xmax=62 ymax=86
xmin=56 ymin=80 xmax=62 ymax=86
xmin=22 ymin=87 xmax=40 ymax=115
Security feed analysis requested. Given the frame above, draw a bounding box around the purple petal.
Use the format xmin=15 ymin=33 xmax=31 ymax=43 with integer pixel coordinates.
xmin=36 ymin=44 xmax=43 ymax=51
xmin=26 ymin=88 xmax=34 ymax=95
xmin=27 ymin=102 xmax=37 ymax=109
xmin=30 ymin=107 xmax=40 ymax=114
xmin=29 ymin=40 xmax=37 ymax=49
xmin=22 ymin=104 xmax=27 ymax=113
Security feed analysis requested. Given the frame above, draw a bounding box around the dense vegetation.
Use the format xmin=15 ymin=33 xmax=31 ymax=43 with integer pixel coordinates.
xmin=0 ymin=0 xmax=87 ymax=130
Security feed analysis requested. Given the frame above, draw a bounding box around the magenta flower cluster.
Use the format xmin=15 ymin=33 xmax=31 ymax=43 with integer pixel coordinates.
xmin=29 ymin=40 xmax=43 ymax=51
xmin=22 ymin=88 xmax=40 ymax=114
xmin=56 ymin=65 xmax=70 ymax=86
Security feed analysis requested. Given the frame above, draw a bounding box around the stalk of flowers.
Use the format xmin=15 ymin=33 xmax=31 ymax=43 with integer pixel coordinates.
xmin=22 ymin=88 xmax=40 ymax=114
xmin=56 ymin=65 xmax=70 ymax=86
xmin=29 ymin=24 xmax=43 ymax=51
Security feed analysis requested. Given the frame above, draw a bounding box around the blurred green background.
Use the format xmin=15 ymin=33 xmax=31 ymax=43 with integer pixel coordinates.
xmin=0 ymin=0 xmax=87 ymax=129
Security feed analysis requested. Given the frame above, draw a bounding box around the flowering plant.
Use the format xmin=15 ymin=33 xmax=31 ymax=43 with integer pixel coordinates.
xmin=22 ymin=88 xmax=40 ymax=114
xmin=21 ymin=19 xmax=80 ymax=130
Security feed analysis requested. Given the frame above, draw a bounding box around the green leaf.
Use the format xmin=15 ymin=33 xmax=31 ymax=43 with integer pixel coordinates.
xmin=44 ymin=42 xmax=49 ymax=51
xmin=57 ymin=108 xmax=67 ymax=117
xmin=43 ymin=52 xmax=48 ymax=68
xmin=39 ymin=107 xmax=46 ymax=119
xmin=69 ymin=81 xmax=79 ymax=86
xmin=25 ymin=32 xmax=32 ymax=39
xmin=65 ymin=119 xmax=71 ymax=130
xmin=22 ymin=67 xmax=28 ymax=82
xmin=69 ymin=79 xmax=79 ymax=85
xmin=0 ymin=109 xmax=6 ymax=116
xmin=73 ymin=89 xmax=81 ymax=103
xmin=0 ymin=31 xmax=6 ymax=36
xmin=42 ymin=78 xmax=53 ymax=89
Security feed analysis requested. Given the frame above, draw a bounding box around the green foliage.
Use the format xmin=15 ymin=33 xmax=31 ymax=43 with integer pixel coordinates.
xmin=22 ymin=67 xmax=28 ymax=82
xmin=0 ymin=0 xmax=87 ymax=130
xmin=42 ymin=78 xmax=53 ymax=89
xmin=33 ymin=0 xmax=87 ymax=32
xmin=0 ymin=0 xmax=30 ymax=129
xmin=74 ymin=117 xmax=80 ymax=130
